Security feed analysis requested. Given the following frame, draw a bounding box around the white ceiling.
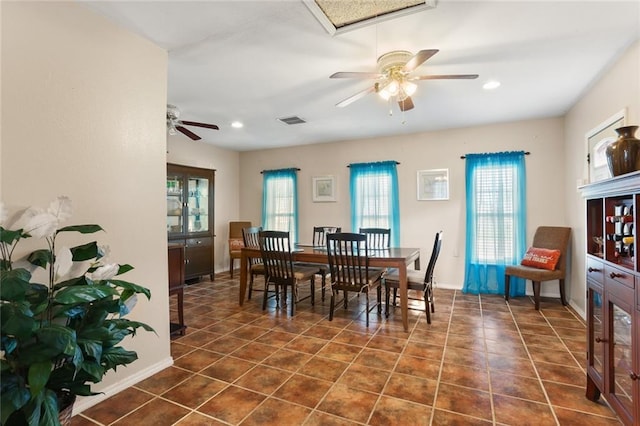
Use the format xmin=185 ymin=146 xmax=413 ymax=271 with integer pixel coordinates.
xmin=80 ymin=1 xmax=640 ymax=151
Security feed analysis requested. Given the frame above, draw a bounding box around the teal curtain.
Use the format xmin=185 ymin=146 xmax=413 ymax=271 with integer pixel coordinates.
xmin=261 ymin=168 xmax=299 ymax=243
xmin=349 ymin=161 xmax=400 ymax=247
xmin=463 ymin=151 xmax=527 ymax=296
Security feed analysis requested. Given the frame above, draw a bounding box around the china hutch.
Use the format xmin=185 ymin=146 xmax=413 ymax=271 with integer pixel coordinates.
xmin=167 ymin=163 xmax=215 ymax=281
xmin=580 ymin=171 xmax=640 ymax=426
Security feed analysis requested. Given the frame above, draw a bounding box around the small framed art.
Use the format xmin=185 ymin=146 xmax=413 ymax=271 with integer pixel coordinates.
xmin=417 ymin=169 xmax=449 ymax=201
xmin=312 ymin=175 xmax=336 ymax=202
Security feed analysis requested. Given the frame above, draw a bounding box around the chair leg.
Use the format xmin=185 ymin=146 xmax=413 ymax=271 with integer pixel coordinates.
xmin=377 ymin=285 xmax=382 ymax=315
xmin=321 ymin=273 xmax=326 ymax=302
xmin=423 ymin=287 xmax=431 ymax=324
xmin=559 ymin=279 xmax=567 ymax=306
xmin=291 ymin=284 xmax=296 ymax=316
xmin=365 ymin=291 xmax=370 ymax=327
xmin=392 ymin=288 xmax=398 ymax=306
xmin=504 ymin=274 xmax=511 ymax=301
xmin=329 ymin=290 xmax=335 ymax=321
xmin=230 ymin=259 xmax=234 ymax=278
xmin=533 ymin=281 xmax=541 ymax=310
xmin=248 ymin=273 xmax=254 ymax=300
xmin=311 ymin=277 xmax=315 ymax=306
xmin=262 ymin=279 xmax=269 ymax=310
xmin=385 ymin=286 xmax=391 ymax=318
xmin=344 ymin=290 xmax=348 ymax=309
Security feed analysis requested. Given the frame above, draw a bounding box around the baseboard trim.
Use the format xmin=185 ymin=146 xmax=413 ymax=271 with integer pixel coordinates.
xmin=72 ymin=356 xmax=174 ymax=414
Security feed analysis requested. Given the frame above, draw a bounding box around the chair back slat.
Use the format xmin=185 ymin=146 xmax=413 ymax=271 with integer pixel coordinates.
xmin=313 ymin=226 xmax=342 ymax=246
xmin=424 ymin=231 xmax=443 ymax=284
xmin=359 ymin=227 xmax=391 ymax=249
xmin=259 ymin=230 xmax=295 ymax=286
xmin=327 ymin=233 xmax=370 ymax=290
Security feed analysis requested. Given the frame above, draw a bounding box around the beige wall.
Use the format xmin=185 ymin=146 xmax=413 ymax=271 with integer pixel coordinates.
xmin=1 ymin=2 xmax=170 ymax=412
xmin=166 ymin=137 xmax=241 ymax=272
xmin=240 ymin=117 xmax=567 ymax=290
xmin=564 ymin=40 xmax=640 ymax=315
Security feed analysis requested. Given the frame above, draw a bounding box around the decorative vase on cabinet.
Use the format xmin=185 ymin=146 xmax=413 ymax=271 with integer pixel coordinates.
xmin=167 ymin=163 xmax=215 ymax=281
xmin=606 ymin=125 xmax=640 ymax=177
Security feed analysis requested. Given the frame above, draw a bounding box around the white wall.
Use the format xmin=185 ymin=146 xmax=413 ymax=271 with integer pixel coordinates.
xmin=240 ymin=117 xmax=566 ymax=290
xmin=1 ymin=2 xmax=170 ymax=412
xmin=564 ymin=40 xmax=640 ymax=316
xmin=166 ymin=136 xmax=241 ymax=273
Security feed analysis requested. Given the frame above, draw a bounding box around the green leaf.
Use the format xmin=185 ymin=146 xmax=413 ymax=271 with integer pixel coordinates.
xmin=27 ymin=249 xmax=52 ymax=269
xmin=35 ymin=324 xmax=77 ymax=357
xmin=0 ymin=268 xmax=31 ymax=301
xmin=54 ymin=285 xmax=118 ymax=304
xmin=57 ymin=224 xmax=103 ymax=234
xmin=78 ymin=339 xmax=103 ymax=362
xmin=0 ymin=387 xmax=30 ymax=424
xmin=108 ymin=279 xmax=151 ymax=300
xmin=39 ymin=389 xmax=61 ymax=426
xmin=70 ymin=241 xmax=99 ymax=262
xmin=1 ymin=305 xmax=36 ymax=340
xmin=80 ymin=361 xmax=105 ymax=382
xmin=27 ymin=361 xmax=52 ymax=397
xmin=0 ymin=227 xmax=25 ymax=245
xmin=116 ymin=264 xmax=134 ymax=275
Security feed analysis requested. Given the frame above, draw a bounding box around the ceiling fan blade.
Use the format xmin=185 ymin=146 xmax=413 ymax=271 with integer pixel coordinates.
xmin=398 ymin=96 xmax=415 ymax=112
xmin=336 ymin=86 xmax=376 ymax=108
xmin=179 ymin=120 xmax=219 ymax=130
xmin=330 ymin=72 xmax=383 ymax=79
xmin=176 ymin=126 xmax=201 ymax=141
xmin=403 ymin=49 xmax=439 ymax=73
xmin=412 ymin=74 xmax=479 ymax=80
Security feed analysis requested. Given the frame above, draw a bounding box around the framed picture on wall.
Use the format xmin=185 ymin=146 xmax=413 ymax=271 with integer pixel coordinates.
xmin=417 ymin=169 xmax=449 ymax=201
xmin=587 ymin=109 xmax=626 ymax=183
xmin=312 ymin=175 xmax=336 ymax=202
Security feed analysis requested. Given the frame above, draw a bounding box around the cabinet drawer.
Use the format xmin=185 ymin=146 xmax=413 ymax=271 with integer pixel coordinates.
xmin=586 ymin=257 xmax=604 ymax=285
xmin=186 ymin=237 xmax=212 ymax=247
xmin=604 ymin=264 xmax=635 ymax=290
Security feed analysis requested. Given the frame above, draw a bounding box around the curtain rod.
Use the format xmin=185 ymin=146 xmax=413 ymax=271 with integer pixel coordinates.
xmin=260 ymin=168 xmax=301 ymax=174
xmin=460 ymin=152 xmax=530 ymax=159
xmin=347 ymin=161 xmax=400 ymax=167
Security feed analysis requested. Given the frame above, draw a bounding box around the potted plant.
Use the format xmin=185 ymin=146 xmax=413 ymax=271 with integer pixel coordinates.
xmin=0 ymin=197 xmax=154 ymax=425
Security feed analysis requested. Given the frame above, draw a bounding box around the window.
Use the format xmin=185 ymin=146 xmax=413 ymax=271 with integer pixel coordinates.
xmin=463 ymin=151 xmax=527 ymax=295
xmin=262 ymin=168 xmax=298 ymax=242
xmin=349 ymin=161 xmax=400 ymax=246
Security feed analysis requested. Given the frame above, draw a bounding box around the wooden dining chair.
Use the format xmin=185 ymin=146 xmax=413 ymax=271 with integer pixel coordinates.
xmin=384 ymin=231 xmax=443 ymax=324
xmin=326 ymin=232 xmax=383 ymax=326
xmin=228 ymin=221 xmax=251 ymax=278
xmin=302 ymin=226 xmax=341 ymax=301
xmin=359 ymin=227 xmax=391 ymax=249
xmin=259 ymin=230 xmax=317 ymax=316
xmin=504 ymin=226 xmax=572 ymax=310
xmin=242 ymin=226 xmax=264 ymax=300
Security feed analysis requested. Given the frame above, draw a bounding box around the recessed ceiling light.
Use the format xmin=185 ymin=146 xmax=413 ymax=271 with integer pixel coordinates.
xmin=231 ymin=121 xmax=243 ymax=128
xmin=483 ymin=80 xmax=501 ymax=90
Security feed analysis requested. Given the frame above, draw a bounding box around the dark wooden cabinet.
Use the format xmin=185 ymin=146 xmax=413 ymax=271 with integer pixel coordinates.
xmin=167 ymin=163 xmax=215 ymax=281
xmin=581 ymin=172 xmax=640 ymax=426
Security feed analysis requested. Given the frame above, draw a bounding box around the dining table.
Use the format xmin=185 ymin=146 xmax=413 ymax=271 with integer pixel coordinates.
xmin=238 ymin=244 xmax=420 ymax=332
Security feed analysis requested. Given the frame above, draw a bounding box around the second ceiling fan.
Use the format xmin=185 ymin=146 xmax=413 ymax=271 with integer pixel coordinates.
xmin=330 ymin=49 xmax=478 ymax=112
xmin=166 ymin=104 xmax=219 ymax=141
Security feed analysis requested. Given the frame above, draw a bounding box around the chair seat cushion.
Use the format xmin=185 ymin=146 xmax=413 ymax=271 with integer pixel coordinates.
xmin=520 ymin=247 xmax=561 ymax=270
xmin=251 ymin=263 xmax=265 ymax=273
xmin=505 ymin=264 xmax=564 ymax=281
xmin=384 ymin=270 xmax=425 ymax=290
xmin=292 ymin=266 xmax=320 ymax=280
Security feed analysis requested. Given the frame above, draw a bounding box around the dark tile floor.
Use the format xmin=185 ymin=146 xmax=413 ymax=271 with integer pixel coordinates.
xmin=74 ymin=272 xmax=622 ymax=425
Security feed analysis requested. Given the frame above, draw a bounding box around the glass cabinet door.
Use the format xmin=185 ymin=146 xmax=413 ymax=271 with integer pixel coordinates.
xmin=588 ymin=285 xmax=605 ymax=384
xmin=609 ymin=293 xmax=635 ymax=422
xmin=167 ymin=173 xmax=184 ymax=235
xmin=187 ymin=176 xmax=209 ymax=233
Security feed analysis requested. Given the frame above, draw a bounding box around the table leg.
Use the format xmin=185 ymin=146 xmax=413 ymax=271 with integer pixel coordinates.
xmin=239 ymin=252 xmax=248 ymax=306
xmin=399 ymin=263 xmax=408 ymax=332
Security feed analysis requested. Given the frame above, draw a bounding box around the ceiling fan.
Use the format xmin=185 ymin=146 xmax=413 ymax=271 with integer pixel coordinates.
xmin=166 ymin=104 xmax=219 ymax=140
xmin=330 ymin=49 xmax=478 ymax=112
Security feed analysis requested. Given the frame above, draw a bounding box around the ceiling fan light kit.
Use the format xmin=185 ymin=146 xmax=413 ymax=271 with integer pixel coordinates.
xmin=330 ymin=49 xmax=478 ymax=113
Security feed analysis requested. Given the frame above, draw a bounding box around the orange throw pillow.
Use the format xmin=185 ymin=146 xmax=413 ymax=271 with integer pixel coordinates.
xmin=521 ymin=247 xmax=561 ymax=270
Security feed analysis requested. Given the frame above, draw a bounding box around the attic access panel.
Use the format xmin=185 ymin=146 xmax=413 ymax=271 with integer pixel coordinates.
xmin=304 ymin=0 xmax=436 ymax=35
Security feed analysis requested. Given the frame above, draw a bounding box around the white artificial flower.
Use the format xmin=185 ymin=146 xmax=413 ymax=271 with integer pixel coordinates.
xmin=85 ymin=263 xmax=119 ymax=281
xmin=122 ymin=293 xmax=138 ymax=316
xmin=47 ymin=196 xmax=73 ymax=223
xmin=22 ymin=209 xmax=59 ymax=239
xmin=54 ymin=247 xmax=73 ymax=282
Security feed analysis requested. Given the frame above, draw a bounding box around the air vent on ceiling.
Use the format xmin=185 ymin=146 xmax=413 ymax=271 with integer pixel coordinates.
xmin=277 ymin=116 xmax=307 ymax=125
xmin=303 ymin=0 xmax=436 ymax=35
